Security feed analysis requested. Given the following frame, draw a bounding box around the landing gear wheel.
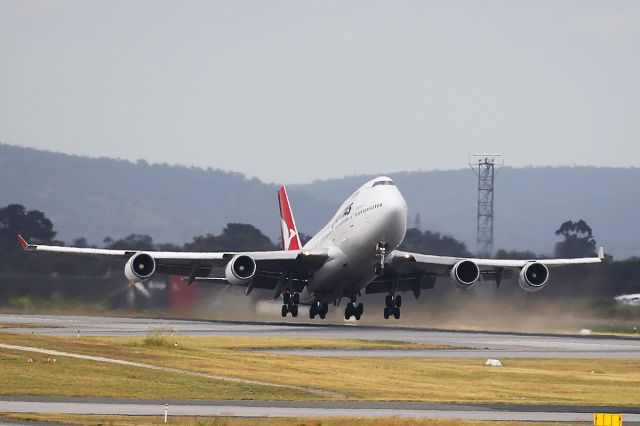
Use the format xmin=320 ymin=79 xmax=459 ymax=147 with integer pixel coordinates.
xmin=356 ymin=303 xmax=363 ymax=319
xmin=317 ymin=302 xmax=328 ymax=319
xmin=283 ymin=292 xmax=291 ymax=305
xmin=310 ymin=303 xmax=317 ymax=319
xmin=385 ymin=295 xmax=394 ymax=308
xmin=281 ymin=304 xmax=289 ymax=317
xmin=345 ymin=303 xmax=356 ymax=320
xmin=383 ymin=307 xmax=390 ymax=319
xmin=393 ymin=307 xmax=401 ymax=319
xmin=395 ymin=295 xmax=402 ymax=308
xmin=290 ymin=304 xmax=298 ymax=317
xmin=292 ymin=293 xmax=300 ymax=305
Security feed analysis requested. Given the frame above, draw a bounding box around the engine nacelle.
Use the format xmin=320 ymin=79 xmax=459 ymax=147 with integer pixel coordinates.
xmin=225 ymin=254 xmax=256 ymax=286
xmin=518 ymin=262 xmax=549 ymax=292
xmin=450 ymin=260 xmax=480 ymax=290
xmin=124 ymin=252 xmax=156 ymax=283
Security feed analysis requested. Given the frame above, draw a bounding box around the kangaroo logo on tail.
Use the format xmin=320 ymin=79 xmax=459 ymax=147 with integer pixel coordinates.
xmin=278 ymin=186 xmax=301 ymax=251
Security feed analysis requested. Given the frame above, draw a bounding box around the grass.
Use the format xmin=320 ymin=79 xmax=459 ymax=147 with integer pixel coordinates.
xmin=591 ymin=324 xmax=640 ymax=336
xmin=1 ymin=332 xmax=639 ymax=405
xmin=0 ymin=414 xmax=586 ymax=426
xmin=0 ymin=347 xmax=310 ymax=401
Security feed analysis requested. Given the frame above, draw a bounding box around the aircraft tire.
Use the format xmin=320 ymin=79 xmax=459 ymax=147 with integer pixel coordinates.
xmin=291 ymin=305 xmax=298 ymax=317
xmin=383 ymin=307 xmax=390 ymax=319
xmin=393 ymin=307 xmax=400 ymax=319
xmin=281 ymin=305 xmax=288 ymax=317
xmin=344 ymin=303 xmax=353 ymax=320
xmin=395 ymin=295 xmax=402 ymax=307
xmin=357 ymin=303 xmax=364 ymax=316
xmin=293 ymin=293 xmax=300 ymax=305
xmin=385 ymin=295 xmax=394 ymax=308
xmin=319 ymin=312 xmax=326 ymax=319
xmin=283 ymin=293 xmax=291 ymax=305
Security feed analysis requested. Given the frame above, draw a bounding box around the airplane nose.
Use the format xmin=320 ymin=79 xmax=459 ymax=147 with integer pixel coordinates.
xmin=387 ymin=191 xmax=407 ymax=224
xmin=382 ymin=188 xmax=408 ymax=242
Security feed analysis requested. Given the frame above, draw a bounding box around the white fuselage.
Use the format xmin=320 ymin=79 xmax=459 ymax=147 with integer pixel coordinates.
xmin=615 ymin=294 xmax=640 ymax=307
xmin=300 ymin=177 xmax=408 ymax=303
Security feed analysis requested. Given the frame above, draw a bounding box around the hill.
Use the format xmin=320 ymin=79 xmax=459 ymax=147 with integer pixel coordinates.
xmin=0 ymin=144 xmax=333 ymax=246
xmin=1 ymin=144 xmax=639 ymax=259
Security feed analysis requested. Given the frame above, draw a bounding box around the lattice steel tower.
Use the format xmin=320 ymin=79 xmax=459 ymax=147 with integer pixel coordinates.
xmin=469 ymin=155 xmax=502 ymax=257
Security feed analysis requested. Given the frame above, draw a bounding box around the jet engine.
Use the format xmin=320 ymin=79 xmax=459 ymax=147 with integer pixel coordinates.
xmin=450 ymin=260 xmax=480 ymax=290
xmin=225 ymin=255 xmax=256 ymax=286
xmin=518 ymin=262 xmax=549 ymax=292
xmin=124 ymin=252 xmax=156 ymax=283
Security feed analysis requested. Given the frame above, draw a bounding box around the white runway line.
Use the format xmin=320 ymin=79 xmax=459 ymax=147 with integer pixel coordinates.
xmin=0 ymin=343 xmax=342 ymax=398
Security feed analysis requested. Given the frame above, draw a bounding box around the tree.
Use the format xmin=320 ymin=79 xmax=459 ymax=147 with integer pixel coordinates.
xmin=554 ymin=219 xmax=596 ymax=258
xmin=0 ymin=204 xmax=56 ymax=248
xmin=495 ymin=249 xmax=540 ymax=260
xmin=107 ymin=234 xmax=155 ymax=251
xmin=400 ymin=228 xmax=471 ymax=257
xmin=185 ymin=223 xmax=276 ymax=252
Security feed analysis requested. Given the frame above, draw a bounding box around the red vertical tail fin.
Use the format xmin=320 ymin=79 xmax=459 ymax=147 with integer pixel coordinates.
xmin=278 ymin=186 xmax=301 ymax=251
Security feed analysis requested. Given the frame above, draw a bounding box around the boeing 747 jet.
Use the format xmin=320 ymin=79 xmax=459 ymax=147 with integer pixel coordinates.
xmin=18 ymin=176 xmax=604 ymax=320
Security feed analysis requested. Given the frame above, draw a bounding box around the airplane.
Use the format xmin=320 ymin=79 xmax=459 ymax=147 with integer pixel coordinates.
xmin=614 ymin=294 xmax=640 ymax=307
xmin=17 ymin=176 xmax=605 ymax=320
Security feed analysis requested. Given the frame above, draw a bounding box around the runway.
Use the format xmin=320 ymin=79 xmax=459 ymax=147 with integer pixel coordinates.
xmin=2 ymin=313 xmax=640 ymax=423
xmin=1 ymin=313 xmax=639 ymax=359
xmin=1 ymin=397 xmax=639 ymax=423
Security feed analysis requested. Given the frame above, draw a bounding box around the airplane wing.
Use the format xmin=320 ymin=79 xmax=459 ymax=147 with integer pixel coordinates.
xmin=17 ymin=235 xmax=329 ymax=291
xmin=365 ymin=247 xmax=605 ymax=296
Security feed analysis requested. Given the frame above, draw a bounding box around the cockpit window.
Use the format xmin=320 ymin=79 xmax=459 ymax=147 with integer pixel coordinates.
xmin=372 ymin=180 xmax=394 ymax=187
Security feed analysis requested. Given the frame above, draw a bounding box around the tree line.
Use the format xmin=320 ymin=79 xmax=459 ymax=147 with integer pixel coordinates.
xmin=0 ymin=203 xmax=637 ymax=297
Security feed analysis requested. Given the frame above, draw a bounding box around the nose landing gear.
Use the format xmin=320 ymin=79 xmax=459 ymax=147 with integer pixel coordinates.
xmin=375 ymin=241 xmax=388 ymax=275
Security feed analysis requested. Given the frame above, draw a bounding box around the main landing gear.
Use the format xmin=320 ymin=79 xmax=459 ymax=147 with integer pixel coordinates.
xmin=374 ymin=241 xmax=389 ymax=275
xmin=383 ymin=294 xmax=401 ymax=319
xmin=309 ymin=302 xmax=329 ymax=319
xmin=281 ymin=291 xmax=300 ymax=318
xmin=344 ymin=300 xmax=364 ymax=320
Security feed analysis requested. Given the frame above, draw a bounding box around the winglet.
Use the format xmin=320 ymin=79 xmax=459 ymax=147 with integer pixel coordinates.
xmin=598 ymin=246 xmax=605 ymax=260
xmin=277 ymin=186 xmax=301 ymax=251
xmin=17 ymin=234 xmax=32 ymax=250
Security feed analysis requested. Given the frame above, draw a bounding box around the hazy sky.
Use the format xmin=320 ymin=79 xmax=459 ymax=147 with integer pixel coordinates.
xmin=1 ymin=0 xmax=639 ymax=183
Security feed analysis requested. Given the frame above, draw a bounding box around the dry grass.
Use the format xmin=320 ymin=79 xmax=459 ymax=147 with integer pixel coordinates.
xmin=0 ymin=414 xmax=585 ymax=426
xmin=1 ymin=332 xmax=639 ymax=405
xmin=0 ymin=348 xmax=311 ymax=401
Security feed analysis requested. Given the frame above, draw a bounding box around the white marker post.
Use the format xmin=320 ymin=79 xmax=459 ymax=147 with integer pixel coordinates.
xmin=164 ymin=403 xmax=168 ymax=423
xmin=77 ymin=329 xmax=80 ymax=339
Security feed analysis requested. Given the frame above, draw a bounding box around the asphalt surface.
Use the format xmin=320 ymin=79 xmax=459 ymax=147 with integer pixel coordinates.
xmin=1 ymin=398 xmax=640 ymax=423
xmin=1 ymin=313 xmax=639 ymax=359
xmin=1 ymin=313 xmax=640 ymax=423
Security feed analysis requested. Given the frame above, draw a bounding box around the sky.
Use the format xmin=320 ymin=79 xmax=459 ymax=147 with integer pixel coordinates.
xmin=0 ymin=0 xmax=639 ymax=184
